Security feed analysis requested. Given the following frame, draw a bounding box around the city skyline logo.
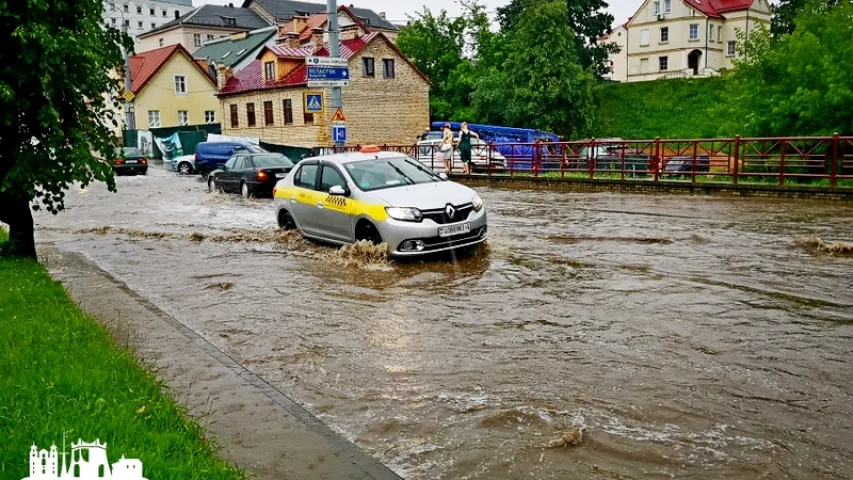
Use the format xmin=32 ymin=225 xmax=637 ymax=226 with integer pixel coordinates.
xmin=22 ymin=435 xmax=147 ymax=480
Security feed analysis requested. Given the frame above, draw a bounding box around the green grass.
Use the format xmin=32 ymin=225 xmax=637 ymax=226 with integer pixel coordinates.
xmin=0 ymin=233 xmax=246 ymax=480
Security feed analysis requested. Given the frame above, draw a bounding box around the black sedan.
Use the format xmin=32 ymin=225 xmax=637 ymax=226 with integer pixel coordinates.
xmin=207 ymin=153 xmax=294 ymax=198
xmin=113 ymin=147 xmax=148 ymax=175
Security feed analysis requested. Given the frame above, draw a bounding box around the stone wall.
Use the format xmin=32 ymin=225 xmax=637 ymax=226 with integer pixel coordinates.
xmin=454 ymin=175 xmax=853 ymax=202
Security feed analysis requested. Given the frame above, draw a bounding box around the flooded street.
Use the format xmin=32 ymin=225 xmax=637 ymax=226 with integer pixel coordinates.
xmin=35 ymin=165 xmax=853 ymax=479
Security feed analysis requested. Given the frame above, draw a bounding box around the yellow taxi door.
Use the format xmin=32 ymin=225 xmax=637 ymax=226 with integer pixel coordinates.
xmin=315 ymin=162 xmax=353 ymax=242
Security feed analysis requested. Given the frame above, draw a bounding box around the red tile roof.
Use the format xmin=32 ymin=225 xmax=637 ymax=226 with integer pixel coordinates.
xmin=219 ymin=32 xmax=430 ymax=96
xmin=627 ymin=0 xmax=752 ymax=26
xmin=127 ymin=44 xmax=214 ymax=94
xmin=682 ymin=0 xmax=725 ymax=18
xmin=710 ymin=0 xmax=754 ymax=13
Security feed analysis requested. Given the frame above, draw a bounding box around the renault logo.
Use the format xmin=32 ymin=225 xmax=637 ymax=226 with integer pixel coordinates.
xmin=445 ymin=204 xmax=456 ymax=219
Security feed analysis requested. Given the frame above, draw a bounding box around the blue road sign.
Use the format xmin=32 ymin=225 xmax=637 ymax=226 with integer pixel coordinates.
xmin=304 ymin=93 xmax=323 ymax=113
xmin=307 ymin=67 xmax=350 ymax=81
xmin=333 ymin=124 xmax=347 ymax=143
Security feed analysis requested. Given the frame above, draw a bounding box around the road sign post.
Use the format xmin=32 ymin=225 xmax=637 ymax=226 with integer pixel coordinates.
xmin=326 ymin=0 xmax=344 ymax=148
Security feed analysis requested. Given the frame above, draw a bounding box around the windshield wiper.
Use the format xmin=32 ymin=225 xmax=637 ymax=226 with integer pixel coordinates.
xmin=388 ymin=163 xmax=416 ymax=185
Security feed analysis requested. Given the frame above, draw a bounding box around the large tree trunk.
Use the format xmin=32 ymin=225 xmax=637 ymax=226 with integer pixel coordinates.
xmin=0 ymin=192 xmax=36 ymax=259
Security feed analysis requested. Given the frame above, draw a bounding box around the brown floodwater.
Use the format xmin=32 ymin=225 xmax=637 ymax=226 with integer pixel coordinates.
xmin=34 ymin=165 xmax=853 ymax=479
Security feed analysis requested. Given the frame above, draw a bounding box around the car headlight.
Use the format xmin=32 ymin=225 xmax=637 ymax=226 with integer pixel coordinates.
xmin=385 ymin=206 xmax=423 ymax=222
xmin=472 ymin=194 xmax=484 ymax=212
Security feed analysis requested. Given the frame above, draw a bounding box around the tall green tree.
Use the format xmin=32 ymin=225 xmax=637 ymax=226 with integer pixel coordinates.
xmin=0 ymin=0 xmax=129 ymax=258
xmin=771 ymin=0 xmax=840 ymax=36
xmin=719 ymin=0 xmax=853 ymax=136
xmin=475 ymin=1 xmax=596 ymax=138
xmin=497 ymin=0 xmax=616 ymax=77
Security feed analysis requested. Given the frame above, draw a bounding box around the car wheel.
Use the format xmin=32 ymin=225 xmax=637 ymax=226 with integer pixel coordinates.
xmin=208 ymin=177 xmax=218 ymax=193
xmin=240 ymin=181 xmax=252 ymax=198
xmin=356 ymin=221 xmax=382 ymax=245
xmin=278 ymin=209 xmax=296 ymax=231
xmin=178 ymin=162 xmax=193 ymax=175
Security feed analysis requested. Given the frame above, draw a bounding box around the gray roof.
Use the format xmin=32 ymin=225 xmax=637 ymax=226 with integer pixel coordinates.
xmin=143 ymin=4 xmax=271 ymax=36
xmin=158 ymin=0 xmax=193 ymax=6
xmin=193 ymin=26 xmax=277 ymax=69
xmin=242 ymin=0 xmax=398 ymax=31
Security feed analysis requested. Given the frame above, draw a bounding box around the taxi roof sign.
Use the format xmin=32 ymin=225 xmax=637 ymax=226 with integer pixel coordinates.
xmin=331 ymin=108 xmax=347 ymax=122
xmin=361 ymin=145 xmax=381 ymax=153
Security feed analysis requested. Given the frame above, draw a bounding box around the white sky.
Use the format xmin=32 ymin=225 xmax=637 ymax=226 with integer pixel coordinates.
xmin=196 ymin=0 xmax=639 ymax=29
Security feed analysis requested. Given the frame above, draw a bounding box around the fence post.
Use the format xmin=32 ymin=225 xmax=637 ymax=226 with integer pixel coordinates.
xmin=779 ymin=139 xmax=786 ymax=186
xmin=831 ymin=132 xmax=839 ymax=189
xmin=561 ymin=142 xmax=567 ymax=178
xmin=620 ymin=142 xmax=627 ymax=181
xmin=534 ymin=140 xmax=540 ymax=178
xmin=692 ymin=141 xmax=698 ymax=184
xmin=733 ymin=135 xmax=740 ymax=185
xmin=488 ymin=142 xmax=494 ymax=177
xmin=510 ymin=144 xmax=515 ymax=177
xmin=589 ymin=138 xmax=596 ymax=180
xmin=653 ymin=137 xmax=661 ymax=182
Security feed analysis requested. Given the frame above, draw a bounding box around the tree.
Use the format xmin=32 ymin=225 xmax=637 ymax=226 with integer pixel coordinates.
xmin=497 ymin=0 xmax=616 ymax=77
xmin=771 ymin=0 xmax=840 ymax=36
xmin=475 ymin=1 xmax=596 ymax=138
xmin=719 ymin=0 xmax=853 ymax=137
xmin=0 ymin=0 xmax=129 ymax=258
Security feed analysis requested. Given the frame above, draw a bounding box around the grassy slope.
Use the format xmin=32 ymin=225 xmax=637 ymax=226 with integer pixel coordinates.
xmin=0 ymin=232 xmax=245 ymax=480
xmin=594 ymin=77 xmax=730 ymax=140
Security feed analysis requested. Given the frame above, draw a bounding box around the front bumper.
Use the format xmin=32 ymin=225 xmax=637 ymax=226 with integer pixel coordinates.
xmin=378 ymin=208 xmax=488 ymax=256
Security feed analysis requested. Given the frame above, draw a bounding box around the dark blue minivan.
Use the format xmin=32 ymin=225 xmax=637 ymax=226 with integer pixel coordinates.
xmin=195 ymin=142 xmax=267 ymax=178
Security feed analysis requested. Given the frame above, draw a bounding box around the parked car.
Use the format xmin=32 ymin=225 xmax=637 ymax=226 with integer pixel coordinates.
xmin=578 ymin=140 xmax=650 ymax=174
xmin=208 ymin=153 xmax=294 ymax=198
xmin=273 ymin=146 xmax=487 ymax=257
xmin=112 ymin=147 xmax=148 ymax=175
xmin=662 ymin=156 xmax=711 ymax=175
xmin=194 ymin=142 xmax=267 ymax=178
xmin=171 ymin=154 xmax=196 ymax=175
xmin=414 ymin=137 xmax=507 ymax=173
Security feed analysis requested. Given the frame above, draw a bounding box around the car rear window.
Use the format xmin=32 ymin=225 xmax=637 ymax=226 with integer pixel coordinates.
xmin=252 ymin=155 xmax=292 ymax=168
xmin=122 ymin=147 xmax=141 ymax=156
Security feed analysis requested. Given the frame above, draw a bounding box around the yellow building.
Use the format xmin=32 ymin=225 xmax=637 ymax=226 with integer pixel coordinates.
xmin=124 ymin=43 xmax=220 ymax=130
xmin=603 ymin=0 xmax=771 ymax=82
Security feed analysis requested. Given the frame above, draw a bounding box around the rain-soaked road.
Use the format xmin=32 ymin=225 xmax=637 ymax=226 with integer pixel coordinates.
xmin=35 ymin=165 xmax=853 ymax=479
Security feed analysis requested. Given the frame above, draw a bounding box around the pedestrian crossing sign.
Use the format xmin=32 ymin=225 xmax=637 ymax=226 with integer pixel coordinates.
xmin=304 ymin=92 xmax=324 ymax=113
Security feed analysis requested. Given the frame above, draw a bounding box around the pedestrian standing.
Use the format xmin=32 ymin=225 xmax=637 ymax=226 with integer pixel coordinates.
xmin=439 ymin=123 xmax=454 ymax=175
xmin=457 ymin=122 xmax=479 ymax=175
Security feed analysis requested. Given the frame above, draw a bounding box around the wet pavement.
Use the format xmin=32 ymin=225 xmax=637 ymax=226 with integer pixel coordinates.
xmin=35 ymin=165 xmax=853 ymax=479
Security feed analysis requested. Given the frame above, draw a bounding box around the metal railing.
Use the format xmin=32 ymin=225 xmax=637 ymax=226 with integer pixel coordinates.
xmin=309 ymin=135 xmax=853 ymax=188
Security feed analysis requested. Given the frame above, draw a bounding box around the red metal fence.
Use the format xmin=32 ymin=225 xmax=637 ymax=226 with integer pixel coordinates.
xmin=311 ymin=135 xmax=853 ymax=188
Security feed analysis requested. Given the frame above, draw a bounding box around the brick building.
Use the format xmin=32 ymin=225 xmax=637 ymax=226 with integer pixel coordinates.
xmin=216 ymin=25 xmax=430 ymax=148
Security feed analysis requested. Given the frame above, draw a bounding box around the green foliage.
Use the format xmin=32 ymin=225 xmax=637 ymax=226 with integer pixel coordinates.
xmin=594 ymin=78 xmax=728 ymax=139
xmin=771 ymin=0 xmax=840 ymax=36
xmin=0 ymin=258 xmax=246 ymax=480
xmin=720 ymin=1 xmax=853 ymax=136
xmin=0 ymin=0 xmax=130 ymax=213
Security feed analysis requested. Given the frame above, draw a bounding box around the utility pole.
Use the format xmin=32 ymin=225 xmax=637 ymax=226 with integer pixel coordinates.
xmin=326 ymin=0 xmax=343 ymax=148
xmin=122 ymin=16 xmax=136 ymax=131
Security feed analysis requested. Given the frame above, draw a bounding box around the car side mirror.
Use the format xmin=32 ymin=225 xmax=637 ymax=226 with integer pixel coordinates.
xmin=329 ymin=185 xmax=347 ymax=196
xmin=438 ymin=172 xmax=448 ymax=180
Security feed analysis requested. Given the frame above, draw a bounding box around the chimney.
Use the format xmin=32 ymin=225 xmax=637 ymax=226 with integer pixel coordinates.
xmin=276 ymin=31 xmax=300 ymax=49
xmin=292 ymin=15 xmax=309 ymax=34
xmin=311 ymin=27 xmax=324 ymax=52
xmin=379 ymin=12 xmax=386 ymax=20
xmin=215 ymin=64 xmax=232 ymax=91
xmin=340 ymin=24 xmax=359 ymax=41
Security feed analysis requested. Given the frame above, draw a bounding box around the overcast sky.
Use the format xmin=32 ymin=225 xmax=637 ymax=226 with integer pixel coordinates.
xmin=196 ymin=0 xmax=638 ymax=29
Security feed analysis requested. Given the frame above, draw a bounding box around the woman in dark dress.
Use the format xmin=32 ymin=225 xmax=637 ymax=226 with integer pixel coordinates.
xmin=457 ymin=122 xmax=480 ymax=175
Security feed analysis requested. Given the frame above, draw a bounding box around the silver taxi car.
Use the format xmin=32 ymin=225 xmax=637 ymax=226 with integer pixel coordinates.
xmin=273 ymin=146 xmax=487 ymax=256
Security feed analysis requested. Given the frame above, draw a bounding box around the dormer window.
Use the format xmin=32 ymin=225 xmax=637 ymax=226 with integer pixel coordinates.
xmin=221 ymin=16 xmax=237 ymax=27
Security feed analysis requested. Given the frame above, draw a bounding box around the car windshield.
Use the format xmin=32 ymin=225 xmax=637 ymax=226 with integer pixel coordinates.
xmin=252 ymin=155 xmax=293 ymax=168
xmin=345 ymin=157 xmax=440 ymax=192
xmin=236 ymin=144 xmax=266 ymax=154
xmin=122 ymin=147 xmax=141 ymax=156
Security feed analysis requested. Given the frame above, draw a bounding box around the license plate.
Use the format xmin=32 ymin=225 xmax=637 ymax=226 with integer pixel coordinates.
xmin=275 ymin=173 xmax=287 ymax=179
xmin=438 ymin=223 xmax=471 ymax=237
xmin=125 ymin=160 xmax=138 ymax=164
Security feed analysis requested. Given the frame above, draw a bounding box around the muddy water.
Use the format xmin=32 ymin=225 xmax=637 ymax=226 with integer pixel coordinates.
xmin=35 ymin=166 xmax=853 ymax=479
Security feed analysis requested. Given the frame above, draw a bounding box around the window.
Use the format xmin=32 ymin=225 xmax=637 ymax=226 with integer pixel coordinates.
xmin=230 ymin=104 xmax=239 ymax=127
xmin=294 ymin=163 xmax=319 ymax=189
xmin=709 ymin=25 xmax=714 ymax=41
xmin=660 ymin=27 xmax=669 ymax=43
xmin=151 ymin=22 xmax=156 ymax=29
xmin=320 ymin=165 xmax=347 ymax=192
xmin=246 ymin=103 xmax=256 ymax=127
xmin=136 ymin=6 xmax=142 ymax=14
xmin=124 ymin=19 xmax=130 ymax=27
xmin=124 ymin=4 xmax=129 ymax=12
xmin=159 ymin=38 xmax=164 ymax=47
xmin=174 ymin=10 xmax=180 ymax=19
xmin=150 ymin=8 xmax=155 ymax=15
xmin=264 ymin=62 xmax=275 ymax=81
xmin=264 ymin=101 xmax=274 ymax=126
xmin=205 ymin=111 xmax=216 ymax=124
xmin=659 ymin=56 xmax=668 ymax=72
xmin=689 ymin=23 xmax=699 ymax=40
xmin=224 ymin=156 xmax=239 ymax=171
xmin=640 ymin=29 xmax=650 ymax=46
xmin=111 ymin=18 xmax=117 ymax=26
xmin=283 ymin=99 xmax=293 ymax=125
xmin=174 ymin=75 xmax=187 ymax=95
xmin=383 ymin=59 xmax=395 ymax=79
xmin=717 ymin=26 xmax=722 ymax=42
xmin=178 ymin=111 xmax=189 ymax=126
xmin=138 ymin=21 xmax=143 ymax=28
xmin=193 ymin=34 xmax=201 ymax=47
xmin=207 ymin=34 xmax=214 ymax=40
xmin=304 ymin=111 xmax=314 ymax=125
xmin=664 ymin=0 xmax=671 ymax=12
xmin=362 ymin=57 xmax=375 ymax=77
xmin=640 ymin=57 xmax=649 ymax=73
xmin=727 ymin=40 xmax=736 ymax=56
xmin=162 ymin=9 xmax=167 ymax=16
xmin=653 ymin=1 xmax=660 ymax=15
xmin=148 ymin=110 xmax=161 ymax=128
xmin=109 ymin=2 xmax=115 ymax=11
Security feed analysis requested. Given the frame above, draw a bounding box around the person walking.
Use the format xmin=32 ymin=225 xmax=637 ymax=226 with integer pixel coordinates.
xmin=439 ymin=123 xmax=454 ymax=175
xmin=457 ymin=122 xmax=479 ymax=175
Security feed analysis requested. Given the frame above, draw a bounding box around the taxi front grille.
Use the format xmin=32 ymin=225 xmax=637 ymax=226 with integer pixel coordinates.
xmin=421 ymin=203 xmax=474 ymax=225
